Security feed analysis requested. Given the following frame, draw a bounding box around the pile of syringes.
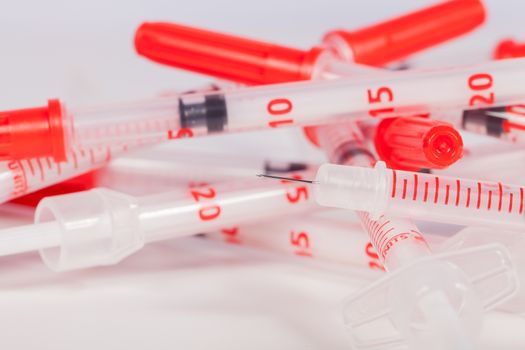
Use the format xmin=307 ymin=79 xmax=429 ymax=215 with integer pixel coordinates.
xmin=5 ymin=0 xmax=525 ymax=349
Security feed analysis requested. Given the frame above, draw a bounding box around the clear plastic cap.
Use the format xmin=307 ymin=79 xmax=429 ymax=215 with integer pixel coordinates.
xmin=35 ymin=188 xmax=143 ymax=271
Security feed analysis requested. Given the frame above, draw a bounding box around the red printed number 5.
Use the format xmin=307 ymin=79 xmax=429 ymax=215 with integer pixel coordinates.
xmin=290 ymin=231 xmax=312 ymax=257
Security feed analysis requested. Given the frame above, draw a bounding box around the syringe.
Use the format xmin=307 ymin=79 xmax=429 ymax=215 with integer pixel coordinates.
xmin=0 ymin=169 xmax=318 ymax=271
xmin=261 ymin=160 xmax=525 ymax=231
xmin=10 ymin=44 xmax=525 ymax=160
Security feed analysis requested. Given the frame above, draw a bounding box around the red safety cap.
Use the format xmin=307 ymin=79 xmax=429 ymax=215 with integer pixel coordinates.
xmin=10 ymin=172 xmax=97 ymax=207
xmin=303 ymin=126 xmax=320 ymax=147
xmin=375 ymin=117 xmax=463 ymax=171
xmin=135 ymin=22 xmax=324 ymax=85
xmin=493 ymin=39 xmax=525 ymax=59
xmin=323 ymin=0 xmax=486 ymax=66
xmin=0 ymin=99 xmax=67 ymax=162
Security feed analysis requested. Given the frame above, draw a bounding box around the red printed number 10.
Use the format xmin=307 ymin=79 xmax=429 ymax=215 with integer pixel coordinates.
xmin=267 ymin=98 xmax=294 ymax=128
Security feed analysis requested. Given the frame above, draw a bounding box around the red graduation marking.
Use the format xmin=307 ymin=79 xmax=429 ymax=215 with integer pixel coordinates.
xmin=413 ymin=174 xmax=418 ymax=201
xmin=520 ymin=187 xmax=523 ymax=215
xmin=477 ymin=182 xmax=482 ymax=209
xmin=391 ymin=170 xmax=397 ymax=198
xmin=498 ymin=183 xmax=503 ymax=212
xmin=434 ymin=177 xmax=440 ymax=204
xmin=455 ymin=180 xmax=461 ymax=206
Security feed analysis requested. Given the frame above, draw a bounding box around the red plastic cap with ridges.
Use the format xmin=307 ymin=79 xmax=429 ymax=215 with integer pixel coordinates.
xmin=323 ymin=0 xmax=486 ymax=66
xmin=0 ymin=99 xmax=67 ymax=162
xmin=493 ymin=39 xmax=525 ymax=59
xmin=375 ymin=117 xmax=463 ymax=171
xmin=135 ymin=22 xmax=324 ymax=85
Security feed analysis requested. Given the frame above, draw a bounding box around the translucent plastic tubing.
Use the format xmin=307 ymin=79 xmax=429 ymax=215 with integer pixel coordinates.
xmin=269 ymin=160 xmax=525 ymax=231
xmin=6 ymin=57 xmax=525 ymax=162
xmin=0 ymin=169 xmax=318 ymax=271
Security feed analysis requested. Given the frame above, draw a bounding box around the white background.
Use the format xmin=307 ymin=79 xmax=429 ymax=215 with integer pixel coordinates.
xmin=0 ymin=0 xmax=524 ymax=349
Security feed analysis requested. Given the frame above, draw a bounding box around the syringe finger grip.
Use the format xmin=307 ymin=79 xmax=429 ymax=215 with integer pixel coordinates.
xmin=314 ymin=162 xmax=388 ymax=218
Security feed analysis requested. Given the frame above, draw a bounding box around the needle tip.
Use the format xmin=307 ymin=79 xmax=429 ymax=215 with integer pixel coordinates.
xmin=256 ymin=173 xmax=316 ymax=184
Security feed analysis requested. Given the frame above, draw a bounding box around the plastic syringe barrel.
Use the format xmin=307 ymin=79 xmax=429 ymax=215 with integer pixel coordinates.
xmin=5 ymin=57 xmax=525 ymax=160
xmin=207 ymin=213 xmax=386 ymax=273
xmin=315 ymin=161 xmax=525 ymax=232
xmin=27 ymin=172 xmax=317 ymax=271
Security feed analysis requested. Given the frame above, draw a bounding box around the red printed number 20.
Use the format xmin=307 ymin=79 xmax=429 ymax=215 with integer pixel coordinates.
xmin=190 ymin=184 xmax=221 ymax=221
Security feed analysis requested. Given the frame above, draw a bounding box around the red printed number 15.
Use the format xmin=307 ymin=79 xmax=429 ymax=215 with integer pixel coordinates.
xmin=367 ymin=87 xmax=394 ymax=118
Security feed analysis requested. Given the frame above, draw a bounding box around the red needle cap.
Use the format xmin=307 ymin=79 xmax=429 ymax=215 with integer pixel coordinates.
xmin=0 ymin=99 xmax=67 ymax=161
xmin=375 ymin=117 xmax=463 ymax=171
xmin=135 ymin=22 xmax=324 ymax=85
xmin=493 ymin=39 xmax=525 ymax=59
xmin=323 ymin=0 xmax=486 ymax=65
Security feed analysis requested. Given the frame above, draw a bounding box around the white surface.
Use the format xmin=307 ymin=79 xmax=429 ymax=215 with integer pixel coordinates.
xmin=0 ymin=0 xmax=524 ymax=349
